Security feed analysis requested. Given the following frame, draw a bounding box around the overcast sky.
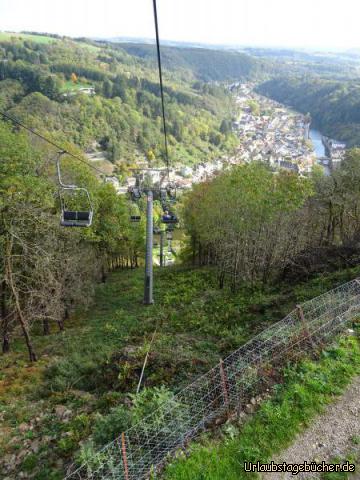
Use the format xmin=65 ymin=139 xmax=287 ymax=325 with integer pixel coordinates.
xmin=0 ymin=0 xmax=359 ymax=50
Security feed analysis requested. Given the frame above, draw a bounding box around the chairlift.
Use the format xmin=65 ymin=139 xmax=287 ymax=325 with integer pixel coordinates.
xmin=167 ymin=183 xmax=177 ymax=200
xmin=132 ymin=187 xmax=142 ymax=201
xmin=160 ymin=188 xmax=167 ymax=203
xmin=162 ymin=211 xmax=178 ymax=225
xmin=128 ymin=186 xmax=142 ymax=201
xmin=57 ymin=153 xmax=93 ymax=228
xmin=130 ymin=215 xmax=141 ymax=223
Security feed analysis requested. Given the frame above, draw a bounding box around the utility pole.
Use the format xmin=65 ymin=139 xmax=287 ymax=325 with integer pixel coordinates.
xmin=159 ymin=230 xmax=164 ymax=267
xmin=144 ymin=190 xmax=154 ymax=305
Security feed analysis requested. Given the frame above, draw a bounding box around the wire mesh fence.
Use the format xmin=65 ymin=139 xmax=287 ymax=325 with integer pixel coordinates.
xmin=65 ymin=277 xmax=360 ymax=480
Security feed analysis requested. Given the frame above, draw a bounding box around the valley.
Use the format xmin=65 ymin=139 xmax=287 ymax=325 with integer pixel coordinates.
xmin=1 ymin=29 xmax=360 ymax=480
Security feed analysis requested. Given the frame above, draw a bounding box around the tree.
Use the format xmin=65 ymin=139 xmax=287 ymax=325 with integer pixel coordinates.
xmin=102 ymin=79 xmax=113 ymax=99
xmin=183 ymin=163 xmax=313 ymax=288
xmin=38 ymin=75 xmax=60 ymax=99
xmin=220 ymin=119 xmax=231 ymax=135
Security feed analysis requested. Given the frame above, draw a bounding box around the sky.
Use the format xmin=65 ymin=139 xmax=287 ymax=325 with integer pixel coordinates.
xmin=0 ymin=0 xmax=360 ymax=50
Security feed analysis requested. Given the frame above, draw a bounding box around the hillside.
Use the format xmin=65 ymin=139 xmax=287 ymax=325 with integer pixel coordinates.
xmin=113 ymin=42 xmax=265 ymax=81
xmin=0 ymin=33 xmax=237 ymax=172
xmin=257 ymin=76 xmax=360 ymax=146
xmin=1 ymin=265 xmax=359 ymax=479
xmin=3 ymin=30 xmax=360 ymax=480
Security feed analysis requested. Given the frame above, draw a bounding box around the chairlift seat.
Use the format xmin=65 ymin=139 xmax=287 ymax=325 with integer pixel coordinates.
xmin=57 ymin=154 xmax=94 ymax=228
xmin=162 ymin=214 xmax=178 ymax=224
xmin=61 ymin=210 xmax=93 ymax=227
xmin=130 ymin=215 xmax=141 ymax=222
xmin=160 ymin=189 xmax=167 ymax=202
xmin=131 ymin=188 xmax=142 ymax=200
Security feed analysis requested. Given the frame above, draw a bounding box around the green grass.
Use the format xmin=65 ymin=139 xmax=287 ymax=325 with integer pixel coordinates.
xmin=0 ymin=31 xmax=100 ymax=51
xmin=164 ymin=336 xmax=360 ymax=480
xmin=0 ymin=32 xmax=56 ymax=44
xmin=1 ymin=265 xmax=360 ymax=478
xmin=60 ymin=81 xmax=94 ymax=93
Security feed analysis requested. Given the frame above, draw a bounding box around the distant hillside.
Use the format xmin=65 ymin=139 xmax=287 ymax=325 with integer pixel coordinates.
xmin=0 ymin=34 xmax=238 ymax=170
xmin=257 ymin=76 xmax=360 ymax=147
xmin=113 ymin=42 xmax=265 ymax=81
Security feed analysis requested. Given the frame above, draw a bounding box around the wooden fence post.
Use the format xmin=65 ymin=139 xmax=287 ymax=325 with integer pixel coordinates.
xmin=219 ymin=358 xmax=230 ymax=415
xmin=296 ymin=305 xmax=317 ymax=350
xmin=121 ymin=432 xmax=130 ymax=480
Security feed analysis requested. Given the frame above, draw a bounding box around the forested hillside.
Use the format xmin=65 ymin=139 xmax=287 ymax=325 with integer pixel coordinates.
xmin=0 ymin=33 xmax=237 ymax=173
xmin=114 ymin=42 xmax=265 ymax=81
xmin=257 ymin=76 xmax=360 ymax=146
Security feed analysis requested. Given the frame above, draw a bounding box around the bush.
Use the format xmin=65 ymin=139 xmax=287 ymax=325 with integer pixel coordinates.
xmin=92 ymin=386 xmax=187 ymax=446
xmin=93 ymin=405 xmax=132 ymax=445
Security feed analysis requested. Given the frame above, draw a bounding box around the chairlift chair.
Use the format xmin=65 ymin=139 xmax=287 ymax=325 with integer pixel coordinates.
xmin=130 ymin=215 xmax=141 ymax=223
xmin=162 ymin=212 xmax=179 ymax=224
xmin=57 ymin=153 xmax=93 ymax=228
xmin=160 ymin=188 xmax=167 ymax=203
xmin=167 ymin=184 xmax=177 ymax=200
xmin=131 ymin=187 xmax=142 ymax=201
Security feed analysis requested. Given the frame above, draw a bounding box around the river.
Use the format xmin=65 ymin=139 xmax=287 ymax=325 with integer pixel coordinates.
xmin=309 ymin=128 xmax=331 ymax=175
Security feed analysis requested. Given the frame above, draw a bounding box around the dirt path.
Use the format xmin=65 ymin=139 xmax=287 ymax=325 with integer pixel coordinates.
xmin=262 ymin=375 xmax=360 ymax=479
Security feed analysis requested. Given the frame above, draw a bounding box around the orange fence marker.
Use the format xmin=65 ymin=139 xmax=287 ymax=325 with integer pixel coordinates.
xmin=219 ymin=358 xmax=230 ymax=412
xmin=121 ymin=432 xmax=130 ymax=480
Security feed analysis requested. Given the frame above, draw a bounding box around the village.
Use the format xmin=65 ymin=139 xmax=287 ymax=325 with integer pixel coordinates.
xmin=232 ymin=83 xmax=315 ymax=174
xmin=117 ymin=84 xmax=317 ymax=192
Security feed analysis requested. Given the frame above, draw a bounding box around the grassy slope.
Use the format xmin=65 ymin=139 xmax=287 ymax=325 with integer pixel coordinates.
xmin=0 ymin=32 xmax=56 ymax=44
xmin=0 ymin=32 xmax=99 ymax=51
xmin=1 ymin=265 xmax=360 ymax=478
xmin=164 ymin=336 xmax=360 ymax=480
xmin=60 ymin=80 xmax=94 ymax=92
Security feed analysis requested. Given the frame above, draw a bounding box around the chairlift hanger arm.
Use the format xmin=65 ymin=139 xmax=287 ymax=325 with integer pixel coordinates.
xmin=56 ymin=151 xmax=77 ymax=188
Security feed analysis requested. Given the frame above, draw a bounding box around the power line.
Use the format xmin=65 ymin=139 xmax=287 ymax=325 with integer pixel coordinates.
xmin=0 ymin=109 xmax=109 ymax=177
xmin=152 ymin=0 xmax=170 ymax=179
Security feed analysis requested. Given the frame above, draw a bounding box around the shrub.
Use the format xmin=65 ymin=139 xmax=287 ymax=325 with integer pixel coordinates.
xmin=93 ymin=405 xmax=132 ymax=445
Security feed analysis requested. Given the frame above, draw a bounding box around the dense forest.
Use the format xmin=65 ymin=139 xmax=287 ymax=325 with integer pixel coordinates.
xmin=257 ymin=76 xmax=360 ymax=146
xmin=115 ymin=42 xmax=266 ymax=81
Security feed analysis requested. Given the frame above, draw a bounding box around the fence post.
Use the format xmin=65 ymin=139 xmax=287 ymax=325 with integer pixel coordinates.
xmin=296 ymin=305 xmax=316 ymax=350
xmin=219 ymin=358 xmax=230 ymax=415
xmin=121 ymin=432 xmax=130 ymax=480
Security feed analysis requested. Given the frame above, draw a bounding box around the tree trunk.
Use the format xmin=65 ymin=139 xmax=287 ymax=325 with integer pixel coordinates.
xmin=5 ymin=237 xmax=37 ymax=362
xmin=101 ymin=264 xmax=107 ymax=283
xmin=43 ymin=319 xmax=50 ymax=335
xmin=218 ymin=271 xmax=225 ymax=289
xmin=1 ymin=280 xmax=10 ymax=353
xmin=2 ymin=332 xmax=10 ymax=353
